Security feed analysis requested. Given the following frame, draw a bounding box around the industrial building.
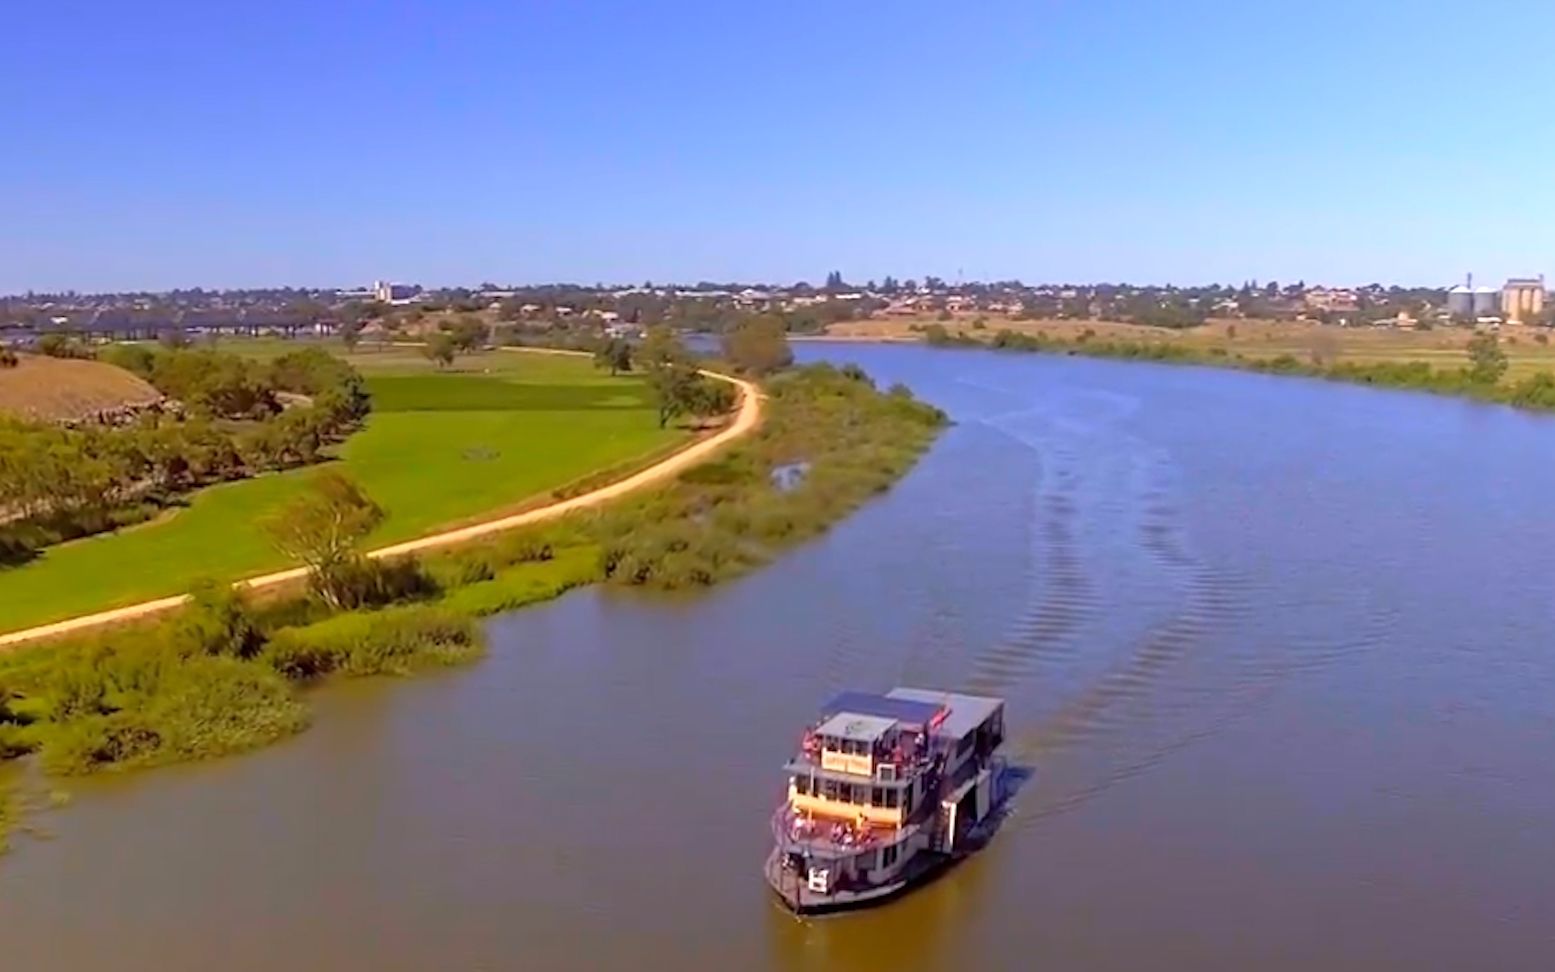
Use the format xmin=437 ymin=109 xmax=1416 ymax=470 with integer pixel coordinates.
xmin=1502 ymin=276 xmax=1545 ymax=323
xmin=1446 ymin=275 xmax=1501 ymax=319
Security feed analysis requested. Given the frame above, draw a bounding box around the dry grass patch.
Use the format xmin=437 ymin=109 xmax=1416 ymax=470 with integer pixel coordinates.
xmin=0 ymin=354 xmax=162 ymax=422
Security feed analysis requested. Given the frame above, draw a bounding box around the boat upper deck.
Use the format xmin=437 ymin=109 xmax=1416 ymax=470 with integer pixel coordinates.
xmin=887 ymin=688 xmax=1003 ymax=746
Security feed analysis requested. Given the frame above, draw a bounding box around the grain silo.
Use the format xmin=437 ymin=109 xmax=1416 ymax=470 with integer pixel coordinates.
xmin=1473 ymin=287 xmax=1501 ymax=317
xmin=1446 ymin=284 xmax=1474 ymax=317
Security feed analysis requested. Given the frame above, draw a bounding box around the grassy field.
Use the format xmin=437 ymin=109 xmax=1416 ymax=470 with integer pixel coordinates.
xmin=825 ymin=315 xmax=1555 ymax=378
xmin=0 ymin=347 xmax=683 ymax=632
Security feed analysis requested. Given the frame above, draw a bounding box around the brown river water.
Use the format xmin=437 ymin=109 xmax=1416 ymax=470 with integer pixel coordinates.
xmin=4 ymin=344 xmax=1555 ymax=970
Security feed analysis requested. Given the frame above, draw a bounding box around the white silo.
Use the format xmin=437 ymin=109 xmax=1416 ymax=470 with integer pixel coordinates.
xmin=1446 ymin=284 xmax=1474 ymax=317
xmin=1473 ymin=287 xmax=1501 ymax=316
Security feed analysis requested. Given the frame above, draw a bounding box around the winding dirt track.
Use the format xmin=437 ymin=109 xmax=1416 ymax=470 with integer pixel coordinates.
xmin=0 ymin=357 xmax=761 ymax=650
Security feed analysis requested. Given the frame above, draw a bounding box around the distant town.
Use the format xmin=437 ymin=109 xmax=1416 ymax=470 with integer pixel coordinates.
xmin=0 ymin=273 xmax=1548 ymax=345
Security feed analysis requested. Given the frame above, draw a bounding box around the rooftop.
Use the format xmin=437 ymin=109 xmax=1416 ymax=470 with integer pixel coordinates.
xmin=886 ymin=688 xmax=1003 ymax=741
xmin=815 ymin=712 xmax=897 ymax=743
xmin=821 ymin=691 xmax=944 ymax=729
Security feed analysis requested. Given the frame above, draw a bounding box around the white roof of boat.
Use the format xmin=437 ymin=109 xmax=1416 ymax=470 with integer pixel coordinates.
xmin=886 ymin=687 xmax=1002 ymax=740
xmin=814 ymin=712 xmax=897 ymax=742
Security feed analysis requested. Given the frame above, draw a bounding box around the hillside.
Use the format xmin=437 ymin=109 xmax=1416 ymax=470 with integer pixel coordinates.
xmin=0 ymin=353 xmax=164 ymax=422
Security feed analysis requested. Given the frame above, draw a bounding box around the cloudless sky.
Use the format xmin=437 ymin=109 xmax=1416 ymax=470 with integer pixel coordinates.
xmin=8 ymin=0 xmax=1555 ymax=292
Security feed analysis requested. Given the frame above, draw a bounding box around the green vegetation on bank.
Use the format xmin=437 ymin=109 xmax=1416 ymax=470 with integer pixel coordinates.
xmin=0 ymin=351 xmax=682 ymax=631
xmin=593 ymin=363 xmax=945 ymax=588
xmin=0 ymin=358 xmax=943 ymax=818
xmin=0 ymin=535 xmax=598 ymax=779
xmin=0 ymin=346 xmax=369 ymax=565
xmin=924 ymin=324 xmax=1555 ymax=411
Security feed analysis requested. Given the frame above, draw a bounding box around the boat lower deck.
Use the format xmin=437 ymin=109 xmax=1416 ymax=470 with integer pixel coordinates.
xmin=763 ymin=846 xmax=954 ymax=916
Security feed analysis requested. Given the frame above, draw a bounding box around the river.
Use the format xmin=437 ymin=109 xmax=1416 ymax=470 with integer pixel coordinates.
xmin=4 ymin=344 xmax=1555 ymax=970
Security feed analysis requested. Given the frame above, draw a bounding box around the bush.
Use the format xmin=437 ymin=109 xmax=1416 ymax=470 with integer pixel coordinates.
xmin=176 ymin=580 xmax=264 ymax=659
xmin=312 ymin=556 xmax=439 ymax=611
xmin=99 ymin=343 xmax=155 ymax=376
xmin=437 ymin=549 xmax=600 ymax=617
xmin=36 ymin=334 xmax=91 ymax=359
xmin=840 ymin=363 xmax=873 ymax=387
xmin=262 ymin=605 xmax=482 ymax=679
xmin=12 ymin=634 xmax=309 ymax=776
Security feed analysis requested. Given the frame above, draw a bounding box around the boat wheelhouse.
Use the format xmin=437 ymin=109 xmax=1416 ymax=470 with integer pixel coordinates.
xmin=765 ymin=687 xmax=1007 ymax=914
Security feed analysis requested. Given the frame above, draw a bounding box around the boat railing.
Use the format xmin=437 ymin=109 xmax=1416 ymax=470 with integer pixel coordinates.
xmin=790 ymin=748 xmax=936 ymax=780
xmin=773 ymin=805 xmax=900 ymax=853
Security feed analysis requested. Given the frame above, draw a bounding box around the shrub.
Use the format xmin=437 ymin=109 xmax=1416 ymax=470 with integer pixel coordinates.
xmin=839 ymin=363 xmax=873 ymax=387
xmin=99 ymin=343 xmax=155 ymax=376
xmin=17 ymin=635 xmax=308 ymax=776
xmin=438 ymin=550 xmax=600 ymax=617
xmin=262 ymin=605 xmax=482 ymax=679
xmin=176 ymin=580 xmax=265 ymax=659
xmin=36 ymin=334 xmax=90 ymax=359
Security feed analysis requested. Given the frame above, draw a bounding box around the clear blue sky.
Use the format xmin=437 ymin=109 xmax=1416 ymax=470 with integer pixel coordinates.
xmin=8 ymin=0 xmax=1555 ymax=292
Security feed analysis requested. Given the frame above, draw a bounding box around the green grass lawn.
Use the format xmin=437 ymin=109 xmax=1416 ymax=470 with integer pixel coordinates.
xmin=0 ymin=349 xmax=682 ymax=632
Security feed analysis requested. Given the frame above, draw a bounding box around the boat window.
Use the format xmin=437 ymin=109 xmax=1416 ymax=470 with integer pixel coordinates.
xmin=883 ymin=843 xmax=899 ymax=867
xmin=885 ymin=788 xmax=899 ymax=809
xmin=871 ymin=786 xmax=885 ymax=806
xmin=792 ymin=775 xmax=813 ymax=796
xmin=821 ymin=779 xmax=841 ymax=801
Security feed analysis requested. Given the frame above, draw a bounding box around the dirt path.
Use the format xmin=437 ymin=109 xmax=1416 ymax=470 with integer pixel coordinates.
xmin=0 ymin=355 xmax=761 ymax=650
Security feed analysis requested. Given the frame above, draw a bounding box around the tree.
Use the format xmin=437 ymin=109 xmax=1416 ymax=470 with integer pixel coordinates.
xmin=689 ymin=375 xmax=736 ymax=419
xmin=261 ymin=471 xmax=385 ymax=609
xmin=645 ymin=360 xmax=706 ymax=429
xmin=158 ymin=327 xmax=192 ymax=350
xmin=422 ymin=333 xmax=457 ymax=369
xmin=289 ymin=299 xmax=328 ymax=324
xmin=442 ymin=315 xmax=487 ymax=352
xmin=339 ymin=319 xmax=363 ymax=353
xmin=720 ymin=315 xmax=792 ymax=375
xmin=177 ymin=579 xmax=263 ymax=659
xmin=1467 ymin=332 xmax=1508 ymax=385
xmin=639 ymin=325 xmax=688 ymax=368
xmin=37 ymin=333 xmax=86 ymax=358
xmin=593 ymin=337 xmax=633 ymax=376
xmin=100 ymin=343 xmax=155 ymax=376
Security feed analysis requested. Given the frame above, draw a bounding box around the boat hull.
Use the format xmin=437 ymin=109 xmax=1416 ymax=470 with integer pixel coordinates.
xmin=763 ymin=846 xmax=957 ymax=916
xmin=764 ymin=765 xmax=1013 ymax=916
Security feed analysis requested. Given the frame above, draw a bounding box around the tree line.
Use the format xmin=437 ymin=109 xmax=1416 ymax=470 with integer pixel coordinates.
xmin=0 ymin=346 xmax=371 ymax=564
xmin=923 ymin=324 xmax=1555 ymax=411
xmin=587 ymin=323 xmax=789 ymax=428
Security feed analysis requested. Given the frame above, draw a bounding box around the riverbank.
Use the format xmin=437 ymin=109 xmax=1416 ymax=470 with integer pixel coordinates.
xmin=0 ymin=362 xmax=943 ymax=849
xmin=826 ymin=313 xmax=1555 ymax=377
xmin=0 ymin=349 xmax=689 ymax=635
xmin=879 ymin=323 xmax=1555 ymax=414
